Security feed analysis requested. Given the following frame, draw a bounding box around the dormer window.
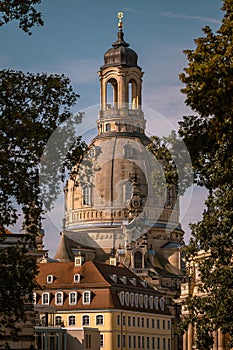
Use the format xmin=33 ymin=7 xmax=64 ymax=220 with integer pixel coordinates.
xmin=135 ymin=293 xmax=139 ymax=307
xmin=130 ymin=293 xmax=134 ymax=307
xmin=75 ymin=257 xmax=84 ymax=267
xmin=149 ymin=295 xmax=153 ymax=309
xmin=69 ymin=292 xmax=77 ymax=305
xmin=47 ymin=275 xmax=53 ymax=283
xmin=129 ymin=277 xmax=136 ymax=286
xmin=119 ymin=291 xmax=124 ymax=306
xmin=42 ymin=292 xmax=50 ymax=305
xmin=110 ymin=274 xmax=117 ymax=283
xmin=82 ymin=291 xmax=91 ymax=305
xmin=144 ymin=295 xmax=148 ymax=308
xmin=120 ymin=276 xmax=127 ymax=284
xmin=140 ymin=280 xmax=147 ymax=288
xmin=160 ymin=297 xmax=165 ymax=311
xmin=154 ymin=297 xmax=159 ymax=310
xmin=74 ymin=274 xmax=81 ymax=283
xmin=55 ymin=292 xmax=63 ymax=305
xmin=139 ymin=294 xmax=144 ymax=308
xmin=125 ymin=292 xmax=129 ymax=306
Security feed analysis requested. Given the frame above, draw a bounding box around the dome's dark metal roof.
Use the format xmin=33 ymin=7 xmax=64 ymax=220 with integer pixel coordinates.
xmin=102 ymin=29 xmax=140 ymax=69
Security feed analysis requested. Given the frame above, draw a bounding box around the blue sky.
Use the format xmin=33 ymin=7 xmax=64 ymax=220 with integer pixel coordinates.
xmin=1 ymin=1 xmax=223 ymax=256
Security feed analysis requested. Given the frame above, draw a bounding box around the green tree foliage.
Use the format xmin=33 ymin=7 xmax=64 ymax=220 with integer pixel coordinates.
xmin=0 ymin=2 xmax=88 ymax=343
xmin=178 ymin=0 xmax=233 ymax=348
xmin=0 ymin=0 xmax=43 ymax=34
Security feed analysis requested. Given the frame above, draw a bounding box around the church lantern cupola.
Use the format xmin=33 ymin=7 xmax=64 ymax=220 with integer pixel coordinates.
xmin=97 ymin=12 xmax=146 ymax=135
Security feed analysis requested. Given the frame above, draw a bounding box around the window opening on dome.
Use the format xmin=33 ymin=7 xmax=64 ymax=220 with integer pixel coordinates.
xmin=83 ymin=185 xmax=91 ymax=206
xmin=128 ymin=79 xmax=138 ymax=109
xmin=106 ymin=78 xmax=118 ymax=108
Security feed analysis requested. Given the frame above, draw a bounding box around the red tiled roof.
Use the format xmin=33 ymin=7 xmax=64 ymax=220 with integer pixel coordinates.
xmin=35 ymin=260 xmax=170 ymax=315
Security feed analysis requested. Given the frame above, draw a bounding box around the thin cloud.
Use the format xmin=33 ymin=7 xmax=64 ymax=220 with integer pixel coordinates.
xmin=161 ymin=11 xmax=221 ymax=25
xmin=56 ymin=58 xmax=100 ymax=84
xmin=123 ymin=7 xmax=141 ymax=14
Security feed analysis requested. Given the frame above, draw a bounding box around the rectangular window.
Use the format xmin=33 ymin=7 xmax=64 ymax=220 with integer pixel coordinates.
xmin=168 ymin=320 xmax=171 ymax=330
xmin=146 ymin=318 xmax=150 ymax=328
xmin=137 ymin=317 xmax=140 ymax=327
xmin=128 ymin=335 xmax=132 ymax=348
xmin=128 ymin=316 xmax=131 ymax=327
xmin=168 ymin=338 xmax=171 ymax=350
xmin=133 ymin=317 xmax=136 ymax=327
xmin=82 ymin=315 xmax=90 ymax=326
xmin=55 ymin=292 xmax=63 ymax=305
xmin=152 ymin=337 xmax=155 ymax=350
xmin=152 ymin=319 xmax=155 ymax=328
xmin=133 ymin=336 xmax=136 ymax=348
xmin=138 ymin=336 xmax=141 ymax=348
xmin=158 ymin=337 xmax=160 ymax=350
xmin=100 ymin=334 xmax=104 ymax=348
xmin=117 ymin=334 xmax=121 ymax=348
xmin=141 ymin=317 xmax=144 ymax=327
xmin=157 ymin=319 xmax=160 ymax=329
xmin=68 ymin=315 xmax=75 ymax=326
xmin=147 ymin=337 xmax=150 ymax=349
xmin=163 ymin=320 xmax=166 ymax=329
xmin=42 ymin=293 xmax=49 ymax=305
xmin=69 ymin=292 xmax=77 ymax=305
xmin=163 ymin=338 xmax=166 ymax=350
xmin=83 ymin=291 xmax=91 ymax=304
xmin=142 ymin=336 xmax=145 ymax=349
xmin=123 ymin=335 xmax=126 ymax=348
xmin=117 ymin=314 xmax=120 ymax=326
xmin=122 ymin=315 xmax=126 ymax=326
xmin=96 ymin=315 xmax=104 ymax=326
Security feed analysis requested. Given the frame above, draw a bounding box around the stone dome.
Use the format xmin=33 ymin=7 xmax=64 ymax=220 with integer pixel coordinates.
xmin=102 ymin=30 xmax=139 ymax=68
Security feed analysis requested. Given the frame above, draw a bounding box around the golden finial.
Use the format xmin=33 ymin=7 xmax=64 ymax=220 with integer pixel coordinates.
xmin=118 ymin=11 xmax=124 ymax=29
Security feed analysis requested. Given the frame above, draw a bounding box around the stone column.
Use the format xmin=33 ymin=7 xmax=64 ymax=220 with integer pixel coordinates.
xmin=183 ymin=331 xmax=187 ymax=350
xmin=187 ymin=325 xmax=193 ymax=350
xmin=218 ymin=329 xmax=224 ymax=350
xmin=213 ymin=331 xmax=218 ymax=350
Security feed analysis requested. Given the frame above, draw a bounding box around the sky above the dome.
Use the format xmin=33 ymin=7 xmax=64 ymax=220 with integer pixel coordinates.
xmin=1 ymin=0 xmax=223 ymax=256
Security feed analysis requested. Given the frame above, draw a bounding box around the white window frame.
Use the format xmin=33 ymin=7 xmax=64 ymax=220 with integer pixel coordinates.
xmin=135 ymin=293 xmax=139 ymax=307
xmin=144 ymin=294 xmax=148 ymax=308
xmin=68 ymin=315 xmax=76 ymax=326
xmin=160 ymin=297 xmax=165 ymax=311
xmin=82 ymin=314 xmax=90 ymax=326
xmin=47 ymin=275 xmax=53 ymax=283
xmin=55 ymin=292 xmax=63 ymax=305
xmin=96 ymin=314 xmax=104 ymax=326
xmin=154 ymin=296 xmax=159 ymax=310
xmin=119 ymin=291 xmax=124 ymax=305
xmin=82 ymin=291 xmax=91 ymax=305
xmin=149 ymin=295 xmax=153 ymax=309
xmin=130 ymin=292 xmax=134 ymax=307
xmin=139 ymin=294 xmax=143 ymax=308
xmin=69 ymin=291 xmax=77 ymax=305
xmin=125 ymin=292 xmax=129 ymax=306
xmin=74 ymin=273 xmax=81 ymax=282
xmin=42 ymin=292 xmax=50 ymax=305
